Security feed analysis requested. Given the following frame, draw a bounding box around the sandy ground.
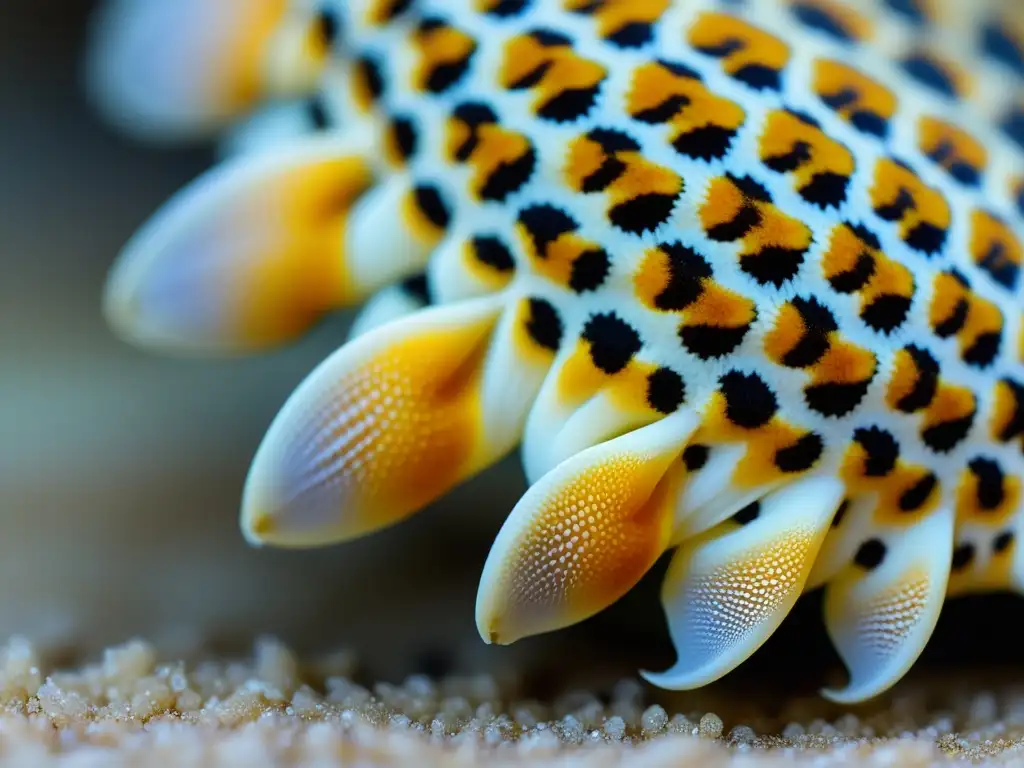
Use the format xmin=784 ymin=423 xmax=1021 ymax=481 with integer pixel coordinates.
xmin=1 ymin=638 xmax=1023 ymax=767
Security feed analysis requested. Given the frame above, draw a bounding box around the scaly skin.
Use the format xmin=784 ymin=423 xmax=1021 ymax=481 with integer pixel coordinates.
xmin=87 ymin=0 xmax=1024 ymax=702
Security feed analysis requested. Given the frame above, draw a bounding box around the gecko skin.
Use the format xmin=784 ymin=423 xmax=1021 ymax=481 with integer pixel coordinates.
xmin=87 ymin=0 xmax=1024 ymax=701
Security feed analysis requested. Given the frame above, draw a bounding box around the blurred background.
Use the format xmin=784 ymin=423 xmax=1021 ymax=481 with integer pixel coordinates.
xmin=2 ymin=0 xmax=1023 ymax=702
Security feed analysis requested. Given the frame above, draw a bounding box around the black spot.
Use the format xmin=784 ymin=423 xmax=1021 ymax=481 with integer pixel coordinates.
xmin=734 ymin=64 xmax=782 ymax=92
xmin=647 ymin=367 xmax=686 ymax=413
xmin=484 ymin=0 xmax=531 ymax=17
xmin=416 ymin=16 xmax=446 ymax=32
xmin=994 ymin=531 xmax=1015 ymax=554
xmin=933 ymin=297 xmax=968 ymax=338
xmin=792 ymin=2 xmax=855 ymax=42
xmin=356 ymin=55 xmax=385 ymax=102
xmin=850 ymin=221 xmax=882 ymax=249
xmin=1000 ymin=105 xmax=1024 ymax=152
xmin=608 ymin=22 xmax=654 ymax=48
xmin=921 ymin=409 xmax=975 ymax=454
xmin=764 ymin=140 xmax=812 ymax=173
xmin=453 ymin=101 xmax=499 ymax=126
xmin=680 ymin=323 xmax=751 ymax=360
xmin=805 ymin=381 xmax=871 ymax=417
xmin=861 ymin=294 xmax=911 ymax=334
xmin=450 ymin=102 xmax=498 ymax=160
xmin=538 ymin=86 xmax=603 ymax=123
xmin=719 ymin=370 xmax=778 ymax=428
xmin=829 ymin=252 xmax=876 ymax=293
xmin=582 ymin=313 xmax=642 ymax=374
xmin=470 ymin=236 xmax=515 ymax=273
xmin=609 ymin=192 xmax=679 ymax=235
xmin=948 ymin=161 xmax=981 ymax=188
xmin=672 ymin=125 xmax=738 ymax=161
xmin=801 ymin=172 xmax=850 ymax=209
xmin=658 ymin=58 xmax=704 ymax=79
xmin=853 ymin=426 xmax=899 ymax=477
xmin=389 ymin=116 xmax=418 ymax=160
xmin=519 ymin=205 xmax=576 ymax=255
xmin=588 ymin=127 xmax=642 ymax=152
xmin=819 ymin=89 xmax=851 ymax=111
xmin=969 ymin=457 xmax=1005 ymax=511
xmin=963 ymin=332 xmax=1002 ymax=369
xmin=732 ymin=501 xmax=761 ymax=525
xmin=901 ymin=52 xmax=958 ymax=98
xmin=424 ymin=47 xmax=475 ymax=94
xmin=524 ymin=298 xmax=563 ymax=351
xmin=479 ymin=145 xmax=537 ymax=202
xmin=821 ymin=90 xmax=889 ymax=137
xmin=581 ymin=157 xmax=627 ymax=193
xmin=706 ymin=204 xmax=761 ymax=242
xmin=382 ymin=0 xmax=415 ymax=20
xmin=529 ymin=28 xmax=573 ymax=47
xmin=884 ymin=0 xmax=926 ymax=25
xmin=982 ymin=21 xmax=1024 ymax=78
xmin=895 ymin=345 xmax=939 ymax=412
xmin=851 ymin=110 xmax=889 ymax=138
xmin=654 ymin=243 xmax=712 ymax=311
xmin=307 ymin=96 xmax=330 ymax=130
xmin=633 ymin=95 xmax=691 ymax=124
xmin=315 ymin=6 xmax=342 ymax=47
xmin=413 ymin=185 xmax=451 ymax=230
xmin=694 ymin=38 xmax=743 ymax=58
xmin=565 ymin=0 xmax=602 ymax=15
xmin=975 ymin=234 xmax=1020 ymax=290
xmin=732 ymin=173 xmax=774 ymax=202
xmin=400 ymin=273 xmax=431 ymax=304
xmin=781 ymin=297 xmax=837 ymax=368
xmin=899 ymin=472 xmax=937 ymax=512
xmin=951 ymin=542 xmax=975 ymax=570
xmin=854 ymin=538 xmax=887 ymax=570
xmin=904 ymin=222 xmax=947 ymax=255
xmin=509 ymin=61 xmax=553 ymax=90
xmin=996 ymin=377 xmax=1024 ymax=443
xmin=774 ymin=432 xmax=824 ymax=472
xmin=832 ymin=498 xmax=850 ymax=528
xmin=874 ymin=186 xmax=914 ymax=222
xmin=569 ymin=248 xmax=610 ymax=293
xmin=740 ymin=246 xmax=805 ymax=288
xmin=786 ymin=108 xmax=821 ymax=128
xmin=683 ymin=444 xmax=709 ymax=471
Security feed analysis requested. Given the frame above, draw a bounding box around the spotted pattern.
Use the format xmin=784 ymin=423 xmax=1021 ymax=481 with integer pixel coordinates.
xmin=700 ymin=174 xmax=813 ymax=288
xmin=563 ymin=0 xmax=671 ymax=49
xmin=758 ymin=108 xmax=855 ymax=209
xmin=763 ymin=296 xmax=877 ymax=417
xmin=564 ymin=128 xmax=683 ymax=234
xmin=498 ymin=29 xmax=607 ymax=122
xmin=812 ymin=58 xmax=895 ymax=138
xmin=131 ymin=0 xmax=1024 ymax=687
xmin=626 ymin=60 xmax=746 ymax=162
xmin=870 ymin=157 xmax=950 ymax=256
xmin=687 ymin=11 xmax=791 ymax=91
xmin=917 ymin=115 xmax=987 ymax=188
xmin=447 ymin=102 xmax=537 ymax=202
xmin=325 ymin=0 xmax=1024 ymax=599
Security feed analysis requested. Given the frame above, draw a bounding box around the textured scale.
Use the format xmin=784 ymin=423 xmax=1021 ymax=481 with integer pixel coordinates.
xmin=87 ymin=0 xmax=1024 ymax=702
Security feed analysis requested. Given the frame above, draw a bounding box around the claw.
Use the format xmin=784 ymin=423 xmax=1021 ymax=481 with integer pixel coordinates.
xmin=822 ymin=506 xmax=953 ymax=703
xmin=243 ymin=293 xmax=556 ymax=548
xmin=643 ymin=475 xmax=844 ymax=690
xmin=476 ymin=409 xmax=699 ymax=644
